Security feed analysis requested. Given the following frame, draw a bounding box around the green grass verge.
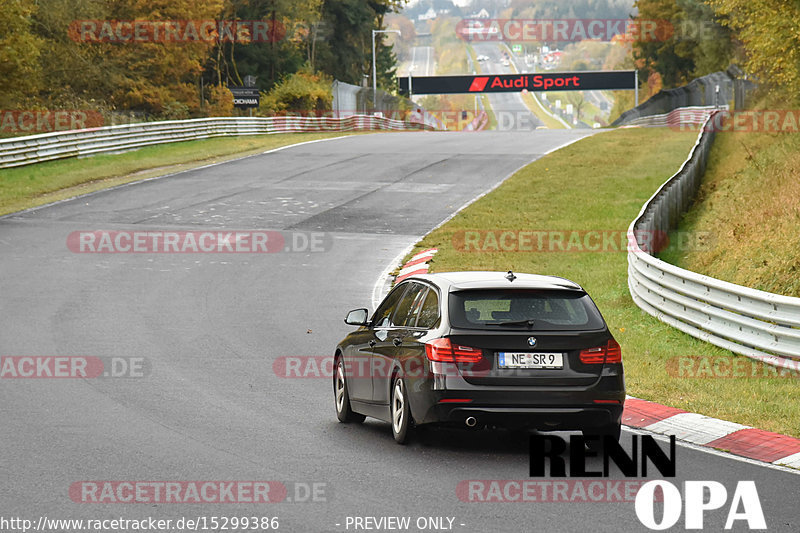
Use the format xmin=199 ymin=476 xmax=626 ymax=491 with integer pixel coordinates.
xmin=660 ymin=130 xmax=800 ymax=297
xmin=0 ymin=133 xmax=356 ymax=216
xmin=523 ymin=93 xmax=568 ymax=130
xmin=466 ymin=43 xmax=479 ymax=68
xmin=401 ymin=127 xmax=800 ymax=438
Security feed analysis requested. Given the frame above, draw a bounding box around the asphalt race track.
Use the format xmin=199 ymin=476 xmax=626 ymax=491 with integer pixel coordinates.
xmin=1 ymin=131 xmax=798 ymax=532
xmin=409 ymin=46 xmax=435 ymax=77
xmin=472 ymin=43 xmax=544 ymax=131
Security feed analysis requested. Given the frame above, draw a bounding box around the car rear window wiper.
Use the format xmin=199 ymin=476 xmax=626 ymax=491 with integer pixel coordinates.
xmin=482 ymin=319 xmax=536 ymax=328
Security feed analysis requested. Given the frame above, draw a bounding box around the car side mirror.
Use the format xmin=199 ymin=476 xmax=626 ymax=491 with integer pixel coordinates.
xmin=344 ymin=308 xmax=369 ymax=326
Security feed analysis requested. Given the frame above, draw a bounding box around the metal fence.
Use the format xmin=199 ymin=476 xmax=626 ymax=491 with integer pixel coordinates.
xmin=627 ymin=111 xmax=800 ymax=369
xmin=621 ymin=106 xmax=722 ymax=127
xmin=0 ymin=115 xmax=429 ymax=169
xmin=331 ymin=79 xmax=444 ymax=129
xmin=613 ymin=66 xmax=754 ymax=126
xmin=331 ymin=80 xmax=362 ymax=117
xmin=330 ymin=79 xmax=407 ymax=118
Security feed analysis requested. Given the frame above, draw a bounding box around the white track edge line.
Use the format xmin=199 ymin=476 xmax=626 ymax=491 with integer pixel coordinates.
xmin=624 ymin=426 xmax=800 ymax=476
xmin=0 ymin=135 xmax=352 ymax=220
xmin=370 ymin=133 xmax=594 ymax=309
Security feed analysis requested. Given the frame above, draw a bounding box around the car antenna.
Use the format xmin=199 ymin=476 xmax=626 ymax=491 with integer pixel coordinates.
xmin=505 ymin=270 xmax=516 ymax=282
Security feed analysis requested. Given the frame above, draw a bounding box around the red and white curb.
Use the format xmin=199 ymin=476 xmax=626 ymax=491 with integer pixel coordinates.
xmin=624 ymin=396 xmax=800 ymax=470
xmin=396 ymin=248 xmax=438 ymax=283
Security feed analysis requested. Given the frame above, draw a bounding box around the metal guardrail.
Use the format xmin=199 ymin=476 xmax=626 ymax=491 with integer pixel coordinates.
xmin=621 ymin=106 xmax=722 ymax=127
xmin=627 ymin=111 xmax=800 ymax=369
xmin=612 ymin=67 xmax=752 ymax=126
xmin=0 ymin=115 xmax=428 ymax=169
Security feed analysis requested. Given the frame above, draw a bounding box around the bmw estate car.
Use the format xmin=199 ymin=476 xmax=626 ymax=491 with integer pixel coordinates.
xmin=333 ymin=271 xmax=625 ymax=444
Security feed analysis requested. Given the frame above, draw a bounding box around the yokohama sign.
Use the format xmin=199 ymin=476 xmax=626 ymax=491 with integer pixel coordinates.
xmin=399 ymin=71 xmax=635 ymax=95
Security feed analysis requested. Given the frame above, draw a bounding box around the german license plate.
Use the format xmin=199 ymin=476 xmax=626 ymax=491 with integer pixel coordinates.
xmin=498 ymin=352 xmax=563 ymax=369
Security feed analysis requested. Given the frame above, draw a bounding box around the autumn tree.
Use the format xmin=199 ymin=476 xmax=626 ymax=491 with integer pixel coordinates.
xmin=212 ymin=0 xmax=319 ymax=91
xmin=31 ymin=0 xmax=114 ymax=108
xmin=633 ymin=0 xmax=732 ymax=88
xmin=710 ymin=0 xmax=800 ymax=103
xmin=0 ymin=0 xmax=44 ymax=107
xmin=313 ymin=0 xmax=406 ymax=89
xmin=1 ymin=0 xmax=408 ymax=120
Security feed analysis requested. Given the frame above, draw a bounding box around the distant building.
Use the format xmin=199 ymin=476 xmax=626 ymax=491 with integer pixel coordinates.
xmin=474 ymin=8 xmax=490 ymax=19
xmin=418 ymin=7 xmax=437 ymax=21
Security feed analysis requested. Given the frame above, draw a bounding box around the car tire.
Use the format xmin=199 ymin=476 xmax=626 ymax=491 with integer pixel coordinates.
xmin=391 ymin=377 xmax=413 ymax=444
xmin=334 ymin=357 xmax=365 ymax=424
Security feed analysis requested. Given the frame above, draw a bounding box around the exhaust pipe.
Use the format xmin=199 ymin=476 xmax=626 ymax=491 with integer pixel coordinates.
xmin=465 ymin=416 xmax=478 ymax=427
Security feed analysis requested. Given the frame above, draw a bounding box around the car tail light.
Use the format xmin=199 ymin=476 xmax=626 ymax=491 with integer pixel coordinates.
xmin=425 ymin=338 xmax=483 ymax=363
xmin=579 ymin=339 xmax=622 ymax=364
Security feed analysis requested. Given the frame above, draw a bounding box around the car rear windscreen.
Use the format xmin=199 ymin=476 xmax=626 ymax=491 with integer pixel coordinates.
xmin=449 ymin=289 xmax=605 ymax=331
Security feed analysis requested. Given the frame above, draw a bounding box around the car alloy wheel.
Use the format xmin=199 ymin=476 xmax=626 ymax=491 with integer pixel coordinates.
xmin=334 ymin=358 xmax=365 ymax=423
xmin=391 ymin=377 xmax=412 ymax=444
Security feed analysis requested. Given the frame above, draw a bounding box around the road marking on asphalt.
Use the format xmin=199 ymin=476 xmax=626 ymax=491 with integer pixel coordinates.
xmin=644 ymin=412 xmax=750 ymax=446
xmin=261 ymin=135 xmax=351 ymax=155
xmin=776 ymin=451 xmax=800 ymax=469
xmin=372 ymin=240 xmax=420 ymax=309
xmin=625 ymin=426 xmax=800 ymax=476
xmin=0 ymin=135 xmax=355 ymax=220
xmin=370 ymin=132 xmax=596 ymax=306
xmin=625 ymin=396 xmax=800 ymax=475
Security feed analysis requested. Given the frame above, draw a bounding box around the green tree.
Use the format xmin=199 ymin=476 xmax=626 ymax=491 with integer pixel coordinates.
xmin=31 ymin=0 xmax=114 ymax=108
xmin=633 ymin=0 xmax=732 ymax=88
xmin=0 ymin=0 xmax=44 ymax=107
xmin=108 ymin=0 xmax=225 ymax=115
xmin=2 ymin=0 xmax=407 ymax=119
xmin=259 ymin=68 xmax=332 ymax=113
xmin=214 ymin=0 xmax=319 ymax=91
xmin=710 ymin=0 xmax=800 ymax=102
xmin=314 ymin=0 xmax=406 ymax=89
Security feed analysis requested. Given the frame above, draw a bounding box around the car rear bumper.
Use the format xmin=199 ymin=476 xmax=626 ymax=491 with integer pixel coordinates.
xmin=410 ymin=371 xmax=625 ymax=430
xmin=428 ymin=404 xmax=623 ymax=430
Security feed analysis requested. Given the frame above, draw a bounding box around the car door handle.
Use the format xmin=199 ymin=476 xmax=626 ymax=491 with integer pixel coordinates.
xmin=393 ymin=337 xmax=403 ymax=346
xmin=369 ymin=340 xmax=376 ymax=348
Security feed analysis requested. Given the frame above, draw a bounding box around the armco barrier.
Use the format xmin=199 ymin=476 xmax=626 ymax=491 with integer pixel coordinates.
xmin=0 ymin=115 xmax=429 ymax=169
xmin=627 ymin=111 xmax=800 ymax=370
xmin=621 ymin=106 xmax=722 ymax=127
xmin=612 ymin=66 xmax=753 ymax=126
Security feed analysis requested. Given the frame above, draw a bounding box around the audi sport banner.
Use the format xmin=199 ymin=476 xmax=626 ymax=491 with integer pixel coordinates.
xmin=229 ymin=86 xmax=260 ymax=109
xmin=399 ymin=71 xmax=635 ymax=95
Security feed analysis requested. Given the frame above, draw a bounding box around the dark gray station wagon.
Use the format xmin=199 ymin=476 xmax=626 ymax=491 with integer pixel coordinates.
xmin=333 ymin=271 xmax=625 ymax=444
